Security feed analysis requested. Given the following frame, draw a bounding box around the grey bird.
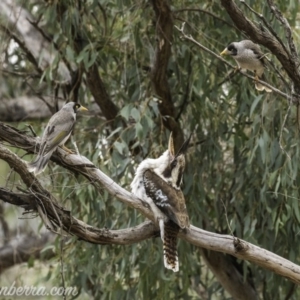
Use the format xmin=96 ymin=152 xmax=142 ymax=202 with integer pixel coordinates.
xmin=220 ymin=40 xmax=272 ymax=92
xmin=27 ymin=102 xmax=88 ymax=175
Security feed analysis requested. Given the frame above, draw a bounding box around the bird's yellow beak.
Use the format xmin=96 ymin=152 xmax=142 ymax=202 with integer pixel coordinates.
xmin=78 ymin=106 xmax=88 ymax=112
xmin=220 ymin=48 xmax=229 ymax=56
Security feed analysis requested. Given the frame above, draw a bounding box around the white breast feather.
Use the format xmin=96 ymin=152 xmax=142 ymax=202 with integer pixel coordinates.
xmin=131 ymin=150 xmax=170 ymax=222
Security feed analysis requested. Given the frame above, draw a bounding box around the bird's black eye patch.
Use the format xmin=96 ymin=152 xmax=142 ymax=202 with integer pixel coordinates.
xmin=227 ymin=44 xmax=237 ymax=55
xmin=171 ymin=159 xmax=177 ymax=169
xmin=73 ymin=103 xmax=81 ymax=112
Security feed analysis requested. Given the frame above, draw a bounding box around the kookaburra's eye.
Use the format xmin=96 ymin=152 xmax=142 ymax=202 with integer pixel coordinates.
xmin=171 ymin=160 xmax=177 ymax=168
xmin=75 ymin=104 xmax=80 ymax=109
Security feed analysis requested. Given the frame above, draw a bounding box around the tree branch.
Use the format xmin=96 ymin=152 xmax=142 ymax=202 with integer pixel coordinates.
xmin=0 ymin=232 xmax=56 ymax=274
xmin=0 ymin=123 xmax=300 ymax=284
xmin=150 ymin=0 xmax=184 ymax=150
xmin=0 ymin=145 xmax=156 ymax=244
xmin=85 ymin=64 xmax=119 ymax=121
xmin=201 ymin=249 xmax=258 ymax=300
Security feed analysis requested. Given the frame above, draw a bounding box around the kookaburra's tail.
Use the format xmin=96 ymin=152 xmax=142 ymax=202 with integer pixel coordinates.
xmin=163 ymin=220 xmax=180 ymax=272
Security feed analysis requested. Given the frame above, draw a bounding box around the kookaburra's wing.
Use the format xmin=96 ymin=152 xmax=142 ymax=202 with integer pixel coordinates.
xmin=143 ymin=169 xmax=190 ymax=272
xmin=143 ymin=169 xmax=190 ymax=229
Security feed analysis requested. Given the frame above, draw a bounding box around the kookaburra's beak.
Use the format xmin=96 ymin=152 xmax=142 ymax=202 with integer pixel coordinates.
xmin=175 ymin=134 xmax=191 ymax=157
xmin=220 ymin=48 xmax=229 ymax=56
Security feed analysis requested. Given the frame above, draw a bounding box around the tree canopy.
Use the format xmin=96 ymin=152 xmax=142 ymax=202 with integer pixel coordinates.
xmin=0 ymin=0 xmax=300 ymax=299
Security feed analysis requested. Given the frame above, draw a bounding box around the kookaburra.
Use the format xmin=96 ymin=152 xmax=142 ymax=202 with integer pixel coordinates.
xmin=131 ymin=133 xmax=190 ymax=272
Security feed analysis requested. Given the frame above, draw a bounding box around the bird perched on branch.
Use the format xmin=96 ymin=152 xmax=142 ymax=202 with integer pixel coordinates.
xmin=220 ymin=39 xmax=272 ymax=92
xmin=27 ymin=102 xmax=88 ymax=175
xmin=131 ymin=133 xmax=191 ymax=272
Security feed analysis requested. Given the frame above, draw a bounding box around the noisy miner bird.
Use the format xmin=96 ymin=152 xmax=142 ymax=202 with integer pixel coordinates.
xmin=220 ymin=39 xmax=272 ymax=92
xmin=27 ymin=102 xmax=88 ymax=175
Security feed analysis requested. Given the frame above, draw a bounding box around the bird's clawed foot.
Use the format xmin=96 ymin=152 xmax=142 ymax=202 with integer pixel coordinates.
xmin=61 ymin=145 xmax=75 ymax=154
xmin=234 ymin=66 xmax=241 ymax=73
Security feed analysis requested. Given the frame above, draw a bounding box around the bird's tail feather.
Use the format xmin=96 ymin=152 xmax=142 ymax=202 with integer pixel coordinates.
xmin=256 ymin=74 xmax=272 ymax=93
xmin=163 ymin=221 xmax=179 ymax=272
xmin=27 ymin=151 xmax=53 ymax=175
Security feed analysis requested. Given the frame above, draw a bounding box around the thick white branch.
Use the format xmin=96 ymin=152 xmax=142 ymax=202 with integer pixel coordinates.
xmin=59 ymin=149 xmax=300 ymax=284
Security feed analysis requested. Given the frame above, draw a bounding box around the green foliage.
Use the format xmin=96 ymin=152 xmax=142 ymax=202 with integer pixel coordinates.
xmin=2 ymin=0 xmax=300 ymax=298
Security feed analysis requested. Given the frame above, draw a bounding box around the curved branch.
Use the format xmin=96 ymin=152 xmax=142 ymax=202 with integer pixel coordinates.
xmin=0 ymin=186 xmax=157 ymax=246
xmin=0 ymin=145 xmax=155 ymax=244
xmin=0 ymin=123 xmax=300 ymax=284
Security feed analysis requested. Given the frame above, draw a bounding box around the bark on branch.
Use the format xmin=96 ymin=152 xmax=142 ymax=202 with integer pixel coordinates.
xmin=0 ymin=123 xmax=300 ymax=284
xmin=85 ymin=64 xmax=119 ymax=121
xmin=201 ymin=249 xmax=258 ymax=300
xmin=150 ymin=0 xmax=184 ymax=150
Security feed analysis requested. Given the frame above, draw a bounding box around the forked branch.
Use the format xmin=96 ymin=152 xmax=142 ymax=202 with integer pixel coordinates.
xmin=0 ymin=123 xmax=300 ymax=284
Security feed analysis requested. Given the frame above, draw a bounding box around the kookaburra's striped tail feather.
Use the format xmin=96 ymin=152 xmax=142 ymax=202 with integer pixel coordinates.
xmin=163 ymin=220 xmax=180 ymax=272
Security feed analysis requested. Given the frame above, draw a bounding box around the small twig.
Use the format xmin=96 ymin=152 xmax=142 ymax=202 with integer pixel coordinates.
xmin=60 ymin=231 xmax=66 ymax=300
xmin=265 ymin=57 xmax=290 ymax=88
xmin=266 ymin=0 xmax=299 ymax=62
xmin=0 ymin=68 xmax=40 ymax=79
xmin=176 ymin=53 xmax=192 ymax=121
xmin=175 ymin=23 xmax=291 ymax=99
xmin=217 ymin=69 xmax=239 ymax=87
xmin=97 ymin=3 xmax=108 ymax=35
xmin=25 ymin=81 xmax=54 ymax=114
xmin=220 ymin=198 xmax=234 ymax=237
xmin=173 ymin=8 xmax=236 ymax=30
xmin=279 ymin=99 xmax=292 ymax=161
xmin=26 ymin=125 xmax=37 ymax=137
xmin=36 ymin=205 xmax=55 ymax=231
xmin=71 ymin=137 xmax=80 ymax=155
